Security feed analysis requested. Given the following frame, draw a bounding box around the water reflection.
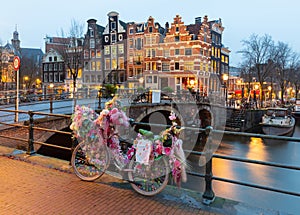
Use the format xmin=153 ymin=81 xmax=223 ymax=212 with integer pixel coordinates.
xmin=212 ymin=122 xmax=300 ymax=214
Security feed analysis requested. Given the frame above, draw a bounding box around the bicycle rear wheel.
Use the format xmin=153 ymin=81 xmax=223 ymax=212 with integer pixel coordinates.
xmin=71 ymin=140 xmax=109 ymax=181
xmin=128 ymin=155 xmax=170 ymax=196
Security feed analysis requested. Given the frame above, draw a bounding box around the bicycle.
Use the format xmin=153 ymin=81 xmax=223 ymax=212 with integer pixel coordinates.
xmin=70 ymin=99 xmax=187 ymax=196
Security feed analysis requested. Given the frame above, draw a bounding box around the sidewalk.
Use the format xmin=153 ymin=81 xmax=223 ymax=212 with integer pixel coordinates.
xmin=0 ymin=145 xmax=287 ymax=215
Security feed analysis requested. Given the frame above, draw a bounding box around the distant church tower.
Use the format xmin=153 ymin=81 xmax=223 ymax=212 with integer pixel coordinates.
xmin=11 ymin=25 xmax=21 ymax=52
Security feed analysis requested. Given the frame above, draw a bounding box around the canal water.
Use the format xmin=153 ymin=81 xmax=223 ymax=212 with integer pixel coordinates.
xmin=184 ymin=120 xmax=300 ymax=214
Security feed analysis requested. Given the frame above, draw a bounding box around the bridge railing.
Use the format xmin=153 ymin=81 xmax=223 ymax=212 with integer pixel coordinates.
xmin=0 ymin=109 xmax=299 ymax=205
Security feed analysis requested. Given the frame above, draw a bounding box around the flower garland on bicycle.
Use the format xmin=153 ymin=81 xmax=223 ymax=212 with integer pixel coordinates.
xmin=70 ymin=98 xmax=187 ymax=187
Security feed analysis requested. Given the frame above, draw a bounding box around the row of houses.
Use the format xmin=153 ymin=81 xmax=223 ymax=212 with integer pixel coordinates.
xmin=1 ymin=11 xmax=230 ymax=96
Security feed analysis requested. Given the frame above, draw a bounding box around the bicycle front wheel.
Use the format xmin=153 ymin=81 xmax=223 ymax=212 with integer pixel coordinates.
xmin=71 ymin=140 xmax=109 ymax=181
xmin=128 ymin=155 xmax=170 ymax=196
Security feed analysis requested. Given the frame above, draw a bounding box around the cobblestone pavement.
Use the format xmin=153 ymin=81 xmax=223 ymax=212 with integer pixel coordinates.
xmin=0 ymin=156 xmax=221 ymax=215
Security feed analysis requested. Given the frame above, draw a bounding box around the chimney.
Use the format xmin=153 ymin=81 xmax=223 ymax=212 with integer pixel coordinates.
xmin=195 ymin=17 xmax=201 ymax=24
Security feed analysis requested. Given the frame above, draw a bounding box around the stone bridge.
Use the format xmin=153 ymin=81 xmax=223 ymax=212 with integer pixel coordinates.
xmin=126 ymin=101 xmax=227 ymax=132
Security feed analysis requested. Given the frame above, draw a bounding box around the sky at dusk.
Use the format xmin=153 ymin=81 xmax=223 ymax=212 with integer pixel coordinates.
xmin=0 ymin=0 xmax=299 ymax=67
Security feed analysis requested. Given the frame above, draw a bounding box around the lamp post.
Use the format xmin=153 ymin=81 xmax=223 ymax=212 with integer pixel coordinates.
xmin=268 ymin=86 xmax=272 ymax=106
xmin=223 ymin=73 xmax=228 ymax=106
xmin=97 ymin=87 xmax=103 ymax=111
xmin=49 ymin=83 xmax=54 ymax=113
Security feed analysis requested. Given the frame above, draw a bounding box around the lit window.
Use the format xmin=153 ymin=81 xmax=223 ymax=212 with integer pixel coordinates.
xmin=104 ymin=46 xmax=110 ymax=55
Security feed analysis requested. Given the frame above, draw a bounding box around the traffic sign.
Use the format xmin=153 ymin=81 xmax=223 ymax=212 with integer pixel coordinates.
xmin=13 ymin=56 xmax=20 ymax=71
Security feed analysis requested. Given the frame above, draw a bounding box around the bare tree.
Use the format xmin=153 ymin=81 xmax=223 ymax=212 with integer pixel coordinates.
xmin=239 ymin=34 xmax=275 ymax=107
xmin=273 ymin=41 xmax=294 ymax=104
xmin=57 ymin=19 xmax=84 ymax=108
xmin=19 ymin=55 xmax=41 ymax=90
xmin=288 ymin=53 xmax=300 ymax=99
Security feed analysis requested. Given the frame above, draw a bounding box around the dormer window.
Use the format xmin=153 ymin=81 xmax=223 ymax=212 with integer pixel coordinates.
xmin=49 ymin=57 xmax=52 ymax=62
xmin=149 ymin=26 xmax=153 ymax=33
xmin=89 ymin=28 xmax=94 ymax=37
xmin=111 ymin=21 xmax=116 ymax=30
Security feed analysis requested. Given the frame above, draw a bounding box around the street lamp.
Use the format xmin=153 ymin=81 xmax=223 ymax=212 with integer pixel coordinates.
xmin=49 ymin=83 xmax=54 ymax=113
xmin=24 ymin=76 xmax=29 ymax=90
xmin=223 ymin=73 xmax=228 ymax=106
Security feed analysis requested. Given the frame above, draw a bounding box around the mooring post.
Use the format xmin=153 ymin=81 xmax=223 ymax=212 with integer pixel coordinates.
xmin=27 ymin=111 xmax=36 ymax=155
xmin=202 ymin=126 xmax=215 ymax=205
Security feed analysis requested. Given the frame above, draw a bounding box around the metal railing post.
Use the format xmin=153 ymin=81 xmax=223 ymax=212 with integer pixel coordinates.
xmin=27 ymin=111 xmax=36 ymax=155
xmin=202 ymin=126 xmax=215 ymax=205
xmin=50 ymin=96 xmax=53 ymax=113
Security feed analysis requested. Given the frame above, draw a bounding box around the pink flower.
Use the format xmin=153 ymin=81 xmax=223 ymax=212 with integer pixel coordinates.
xmin=163 ymin=147 xmax=171 ymax=156
xmin=169 ymin=112 xmax=176 ymax=121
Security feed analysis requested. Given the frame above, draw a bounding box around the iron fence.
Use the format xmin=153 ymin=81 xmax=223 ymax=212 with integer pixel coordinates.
xmin=0 ymin=109 xmax=299 ymax=205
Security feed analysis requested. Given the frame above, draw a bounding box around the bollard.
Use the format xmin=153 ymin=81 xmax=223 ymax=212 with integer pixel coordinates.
xmin=202 ymin=126 xmax=215 ymax=205
xmin=27 ymin=111 xmax=36 ymax=155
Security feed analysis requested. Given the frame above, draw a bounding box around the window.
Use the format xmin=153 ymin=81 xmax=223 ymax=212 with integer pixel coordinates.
xmin=184 ymin=62 xmax=193 ymax=71
xmin=59 ymin=63 xmax=63 ymax=71
xmin=105 ymin=36 xmax=109 ymax=42
xmin=175 ymin=36 xmax=180 ymax=42
xmin=90 ymin=39 xmax=95 ymax=48
xmin=149 ymin=26 xmax=153 ymax=33
xmin=91 ymin=50 xmax=95 ymax=58
xmin=129 ymin=28 xmax=134 ymax=34
xmin=96 ymin=61 xmax=101 ymax=71
xmin=175 ymin=49 xmax=180 ymax=55
xmin=54 ymin=63 xmax=58 ymax=71
xmin=49 ymin=64 xmax=53 ymax=71
xmin=119 ymin=34 xmax=123 ymax=41
xmin=105 ymin=58 xmax=110 ymax=70
xmin=91 ymin=75 xmax=96 ymax=82
xmin=97 ymin=75 xmax=101 ymax=82
xmin=111 ymin=21 xmax=116 ymax=30
xmin=111 ymin=34 xmax=116 ymax=43
xmin=44 ymin=73 xmax=48 ymax=82
xmin=176 ymin=27 xmax=179 ymax=32
xmin=96 ymin=50 xmax=101 ymax=58
xmin=49 ymin=57 xmax=52 ymax=62
xmin=91 ymin=62 xmax=96 ymax=71
xmin=84 ymin=62 xmax=89 ymax=71
xmin=59 ymin=72 xmax=64 ymax=82
xmin=135 ymin=38 xmax=142 ymax=50
xmin=175 ymin=62 xmax=180 ymax=70
xmin=153 ymin=76 xmax=158 ymax=83
xmin=185 ymin=48 xmax=192 ymax=56
xmin=146 ymin=76 xmax=152 ymax=83
xmin=84 ymin=50 xmax=89 ymax=59
xmin=119 ymin=57 xmax=124 ymax=69
xmin=49 ymin=73 xmax=53 ymax=82
xmin=118 ymin=44 xmax=124 ymax=54
xmin=163 ymin=49 xmax=170 ymax=58
xmin=89 ymin=28 xmax=94 ymax=37
xmin=162 ymin=62 xmax=170 ymax=71
xmin=152 ymin=49 xmax=156 ymax=57
xmin=111 ymin=45 xmax=117 ymax=57
xmin=54 ymin=56 xmax=57 ymax=61
xmin=129 ymin=39 xmax=133 ymax=48
xmin=112 ymin=59 xmax=117 ymax=69
xmin=85 ymin=75 xmax=90 ymax=83
xmin=104 ymin=46 xmax=110 ymax=55
xmin=54 ymin=73 xmax=58 ymax=82
xmin=44 ymin=64 xmax=48 ymax=71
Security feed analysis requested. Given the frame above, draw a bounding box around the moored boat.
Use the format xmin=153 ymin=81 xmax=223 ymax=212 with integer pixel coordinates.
xmin=292 ymin=99 xmax=300 ymax=120
xmin=261 ymin=108 xmax=295 ymax=137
